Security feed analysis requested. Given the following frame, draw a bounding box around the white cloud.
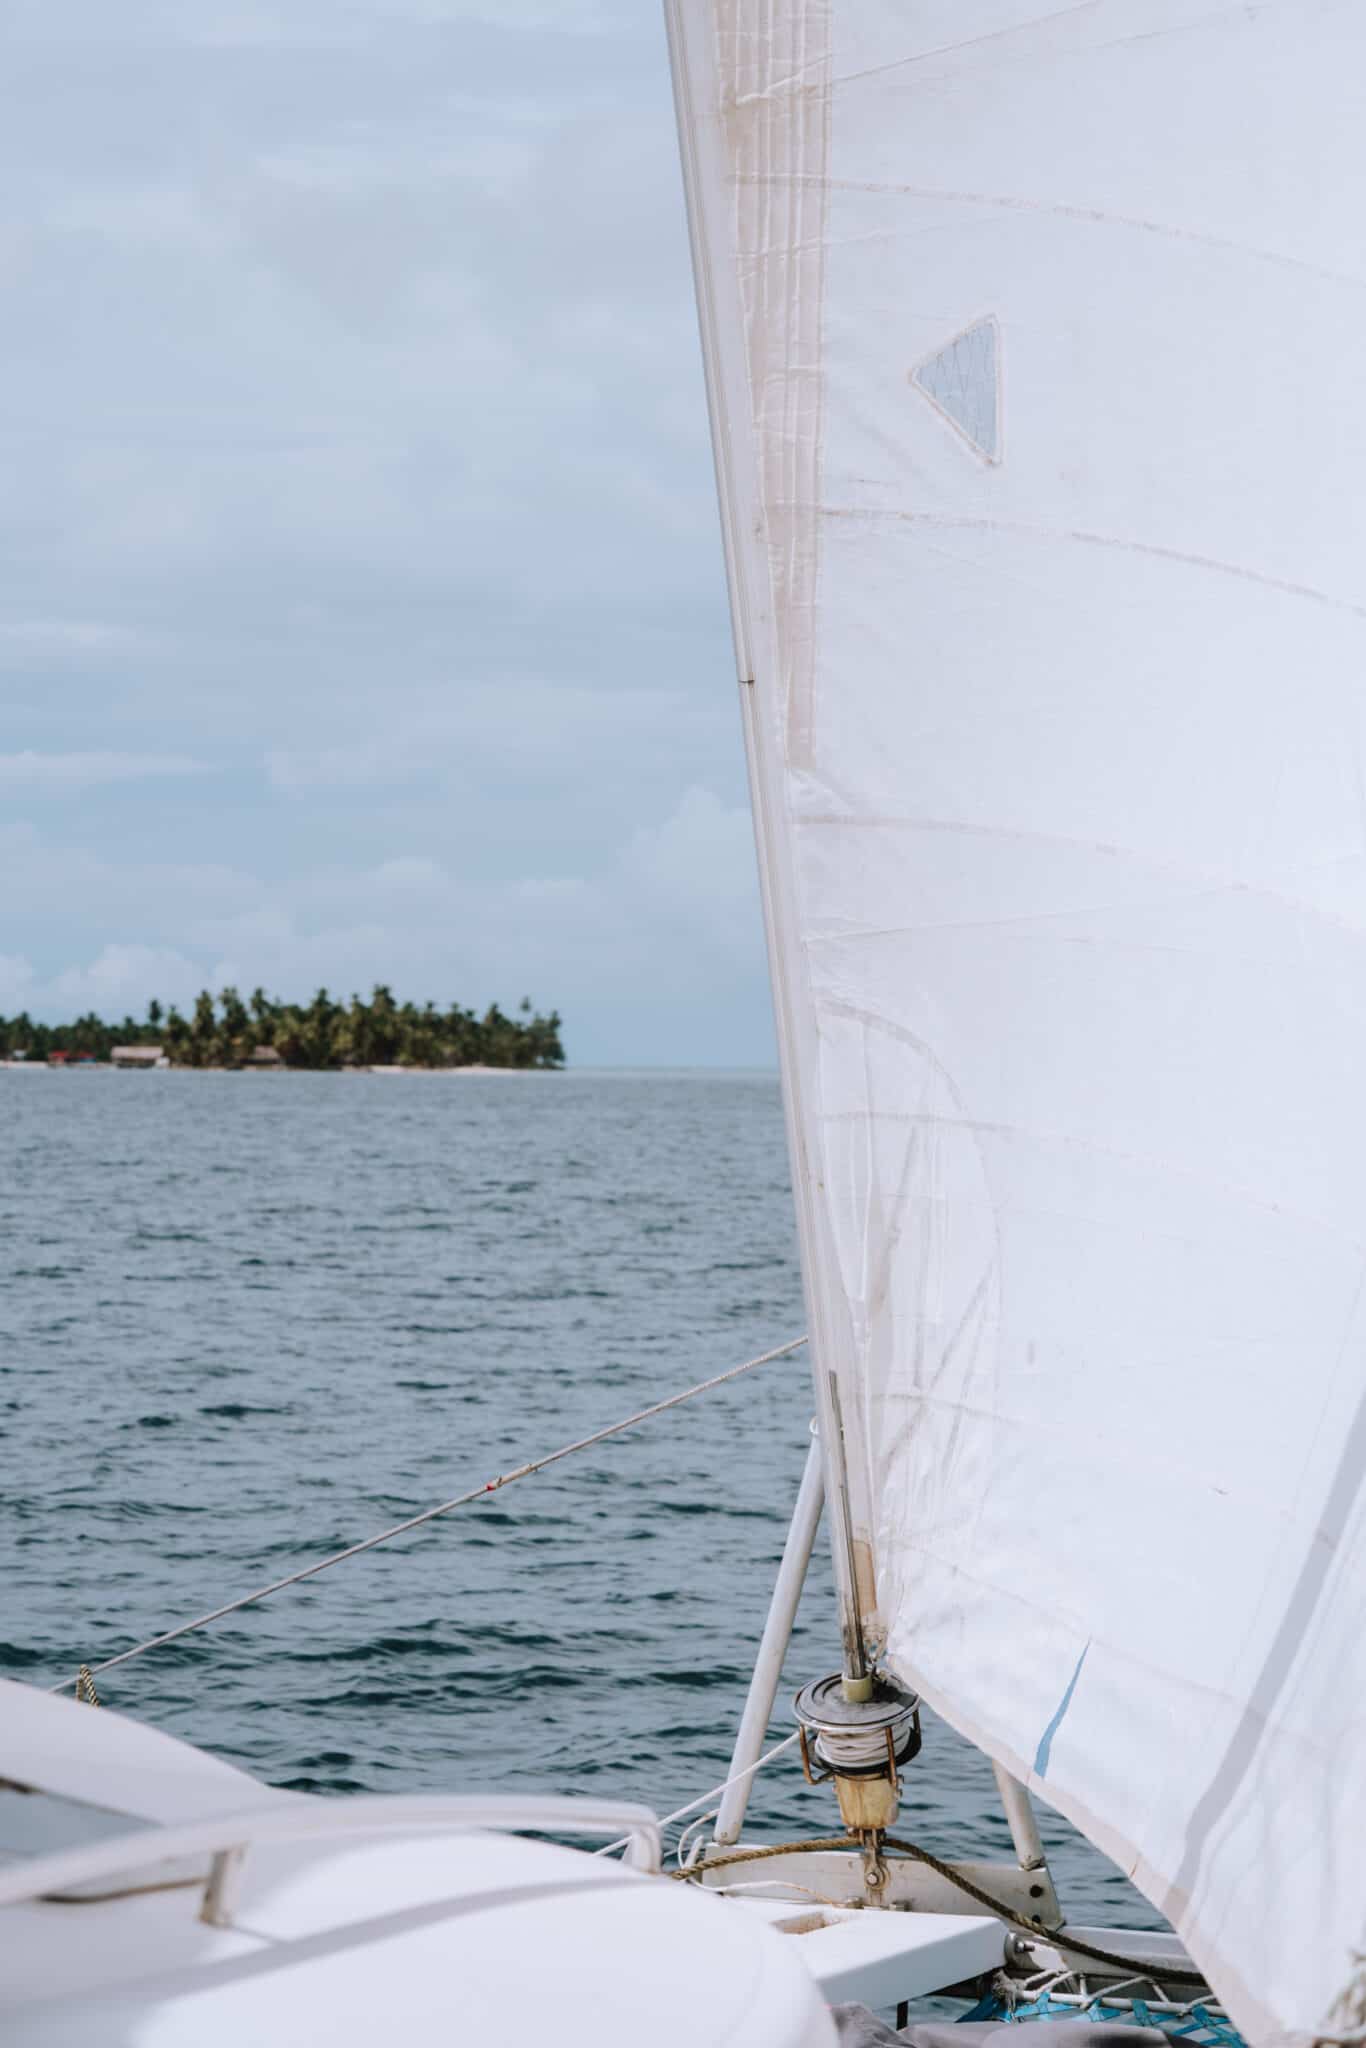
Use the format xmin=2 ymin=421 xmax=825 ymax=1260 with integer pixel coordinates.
xmin=0 ymin=751 xmax=205 ymax=791
xmin=263 ymin=682 xmax=704 ymax=796
xmin=618 ymin=786 xmax=759 ymax=957
xmin=373 ymin=856 xmax=442 ymax=889
xmin=0 ymin=6 xmax=771 ymax=1064
xmin=4 ymin=0 xmax=623 ymax=49
xmin=0 ymin=944 xmax=205 ymax=1018
xmin=191 ymin=906 xmax=297 ymax=950
xmin=0 ymin=954 xmax=36 ymax=1008
xmin=0 ymin=823 xmax=264 ymax=930
xmin=46 ymin=943 xmax=208 ymax=1014
xmin=2 ymin=786 xmax=770 ymax=1062
xmin=264 ymin=743 xmax=389 ymax=793
xmin=0 ymin=620 xmax=139 ymax=658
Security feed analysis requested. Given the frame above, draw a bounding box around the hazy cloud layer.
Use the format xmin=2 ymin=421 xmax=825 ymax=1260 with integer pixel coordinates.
xmin=0 ymin=2 xmax=773 ymax=1065
xmin=0 ymin=751 xmax=205 ymax=790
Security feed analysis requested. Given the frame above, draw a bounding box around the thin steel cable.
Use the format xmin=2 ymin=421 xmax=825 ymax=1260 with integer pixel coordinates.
xmin=53 ymin=1335 xmax=807 ymax=1693
xmin=594 ymin=1730 xmax=803 ymax=1860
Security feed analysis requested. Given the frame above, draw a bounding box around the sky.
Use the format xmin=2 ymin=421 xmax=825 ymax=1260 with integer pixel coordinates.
xmin=0 ymin=0 xmax=775 ymax=1067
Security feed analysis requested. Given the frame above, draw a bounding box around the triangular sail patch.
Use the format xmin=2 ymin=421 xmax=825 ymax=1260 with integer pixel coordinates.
xmin=912 ymin=318 xmax=1000 ymax=463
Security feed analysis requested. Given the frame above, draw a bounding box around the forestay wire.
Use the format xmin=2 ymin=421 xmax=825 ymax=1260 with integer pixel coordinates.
xmin=52 ymin=1334 xmax=807 ymax=1694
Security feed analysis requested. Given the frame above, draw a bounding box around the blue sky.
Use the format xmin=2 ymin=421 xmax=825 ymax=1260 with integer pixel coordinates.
xmin=0 ymin=1 xmax=774 ymax=1066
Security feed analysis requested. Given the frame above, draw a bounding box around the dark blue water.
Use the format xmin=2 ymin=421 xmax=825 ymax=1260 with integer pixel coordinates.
xmin=0 ymin=1069 xmax=1151 ymax=1928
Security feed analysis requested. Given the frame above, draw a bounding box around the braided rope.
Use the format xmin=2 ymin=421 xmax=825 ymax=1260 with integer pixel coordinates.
xmin=969 ymin=1976 xmax=1245 ymax=2045
xmin=1319 ymin=1954 xmax=1366 ymax=2048
xmin=679 ymin=1833 xmax=1207 ymax=1986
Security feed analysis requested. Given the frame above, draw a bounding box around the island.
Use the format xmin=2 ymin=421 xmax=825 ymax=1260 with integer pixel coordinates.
xmin=0 ymin=986 xmax=564 ymax=1071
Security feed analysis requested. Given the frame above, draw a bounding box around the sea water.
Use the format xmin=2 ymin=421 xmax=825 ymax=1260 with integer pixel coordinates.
xmin=1 ymin=1068 xmax=1154 ymax=1927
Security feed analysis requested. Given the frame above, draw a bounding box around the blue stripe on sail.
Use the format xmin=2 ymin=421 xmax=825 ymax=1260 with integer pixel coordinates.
xmin=1033 ymin=1642 xmax=1090 ymax=1780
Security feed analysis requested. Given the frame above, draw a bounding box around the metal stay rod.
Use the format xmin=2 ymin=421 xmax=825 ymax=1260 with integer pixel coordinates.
xmin=992 ymin=1760 xmax=1048 ymax=1872
xmin=713 ymin=1428 xmax=825 ymax=1846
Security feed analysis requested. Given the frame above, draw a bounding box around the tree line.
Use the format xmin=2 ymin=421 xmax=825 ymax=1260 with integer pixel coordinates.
xmin=0 ymin=986 xmax=564 ymax=1069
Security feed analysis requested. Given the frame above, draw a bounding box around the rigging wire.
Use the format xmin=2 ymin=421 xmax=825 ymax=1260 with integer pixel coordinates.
xmin=593 ymin=1731 xmax=802 ymax=1861
xmin=44 ymin=1323 xmax=1250 ymax=2016
xmin=52 ymin=1334 xmax=807 ymax=1694
xmin=52 ymin=1326 xmax=1212 ymax=2007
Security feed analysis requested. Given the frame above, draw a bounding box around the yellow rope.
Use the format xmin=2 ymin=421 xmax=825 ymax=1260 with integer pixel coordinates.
xmin=678 ymin=1834 xmax=1207 ymax=1985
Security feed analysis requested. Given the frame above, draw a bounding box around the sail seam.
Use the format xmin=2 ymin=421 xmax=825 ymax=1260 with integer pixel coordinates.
xmin=789 ymin=508 xmax=1366 ymax=622
xmin=732 ymin=177 xmax=1366 ymax=292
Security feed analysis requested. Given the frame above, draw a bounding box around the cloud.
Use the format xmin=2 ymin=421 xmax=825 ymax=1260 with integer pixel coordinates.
xmin=0 ymin=4 xmax=770 ymax=1064
xmin=0 ymin=621 xmax=139 ymax=659
xmin=0 ymin=944 xmax=205 ymax=1019
xmin=617 ymin=787 xmax=759 ymax=959
xmin=4 ymin=787 xmax=771 ymax=1063
xmin=372 ymin=855 xmax=443 ymax=889
xmin=0 ymin=954 xmax=36 ymax=1009
xmin=0 ymin=751 xmax=205 ymax=791
xmin=0 ymin=823 xmax=263 ymax=933
xmin=261 ymin=682 xmax=714 ymax=801
xmin=264 ymin=743 xmax=393 ymax=794
xmin=4 ymin=1 xmax=622 ymax=49
xmin=46 ymin=943 xmax=208 ymax=1014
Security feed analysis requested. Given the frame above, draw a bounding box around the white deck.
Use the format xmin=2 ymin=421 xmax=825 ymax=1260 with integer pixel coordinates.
xmin=1 ymin=1682 xmax=841 ymax=2046
xmin=0 ymin=1678 xmax=1019 ymax=2039
xmin=737 ymin=1897 xmax=1004 ymax=2009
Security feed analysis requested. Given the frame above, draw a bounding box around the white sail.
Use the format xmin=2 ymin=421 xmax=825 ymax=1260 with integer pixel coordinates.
xmin=667 ymin=4 xmax=1366 ymax=2043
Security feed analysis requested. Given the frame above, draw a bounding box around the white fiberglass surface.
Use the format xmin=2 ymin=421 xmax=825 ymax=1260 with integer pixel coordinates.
xmin=5 ymin=1829 xmax=836 ymax=2048
xmin=0 ymin=1782 xmax=148 ymax=1866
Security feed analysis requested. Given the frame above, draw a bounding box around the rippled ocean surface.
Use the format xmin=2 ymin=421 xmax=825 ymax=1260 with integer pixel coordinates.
xmin=2 ymin=1069 xmax=1153 ymax=1928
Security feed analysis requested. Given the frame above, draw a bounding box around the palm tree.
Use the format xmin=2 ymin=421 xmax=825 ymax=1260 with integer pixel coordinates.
xmin=189 ymin=991 xmax=218 ymax=1067
xmin=164 ymin=1007 xmax=190 ymax=1062
xmin=218 ymin=987 xmax=250 ymax=1064
xmin=20 ymin=984 xmax=564 ymax=1069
